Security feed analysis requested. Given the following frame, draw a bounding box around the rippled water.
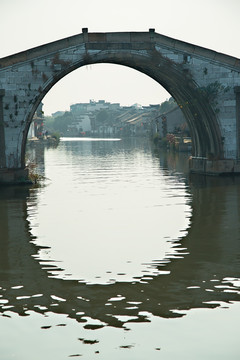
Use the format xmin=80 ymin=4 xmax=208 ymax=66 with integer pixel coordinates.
xmin=0 ymin=138 xmax=240 ymax=359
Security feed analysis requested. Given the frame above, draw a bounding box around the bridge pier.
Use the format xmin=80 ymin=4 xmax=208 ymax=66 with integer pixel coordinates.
xmin=0 ymin=89 xmax=30 ymax=185
xmin=0 ymin=90 xmax=6 ymax=168
xmin=0 ymin=168 xmax=31 ymax=185
xmin=189 ymin=157 xmax=240 ymax=175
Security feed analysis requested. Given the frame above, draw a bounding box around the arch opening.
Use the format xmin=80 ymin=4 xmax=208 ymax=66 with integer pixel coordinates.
xmin=23 ymin=50 xmax=223 ymax=167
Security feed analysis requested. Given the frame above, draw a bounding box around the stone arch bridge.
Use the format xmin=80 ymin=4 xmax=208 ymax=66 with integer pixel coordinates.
xmin=0 ymin=29 xmax=240 ymax=183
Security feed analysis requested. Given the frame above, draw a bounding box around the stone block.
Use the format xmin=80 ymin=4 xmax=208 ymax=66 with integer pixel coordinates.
xmin=130 ymin=33 xmax=150 ymax=43
xmin=66 ymin=33 xmax=84 ymax=48
xmin=35 ymin=65 xmax=49 ymax=73
xmin=190 ymin=157 xmax=240 ymax=174
xmin=155 ymin=46 xmax=172 ymax=56
xmin=0 ymin=168 xmax=31 ymax=185
xmin=223 ymin=100 xmax=236 ymax=107
xmin=221 ymin=112 xmax=236 ymax=120
xmin=175 ymin=40 xmax=196 ymax=54
xmin=206 ymin=159 xmax=235 ymax=173
xmin=106 ymin=33 xmax=131 ymax=43
xmin=155 ymin=34 xmax=176 ymax=48
xmin=214 ymin=52 xmax=239 ymax=68
xmin=19 ymin=64 xmax=32 ymax=71
xmin=17 ymin=90 xmax=27 ymax=97
xmin=88 ymin=33 xmax=107 ymax=42
xmin=167 ymin=54 xmax=179 ymax=62
xmin=6 ymin=84 xmax=17 ymax=90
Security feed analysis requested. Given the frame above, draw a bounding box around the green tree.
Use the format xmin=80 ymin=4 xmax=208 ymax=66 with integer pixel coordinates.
xmin=45 ymin=112 xmax=73 ymax=135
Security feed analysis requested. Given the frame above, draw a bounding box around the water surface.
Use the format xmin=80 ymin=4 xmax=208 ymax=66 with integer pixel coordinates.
xmin=0 ymin=138 xmax=239 ymax=359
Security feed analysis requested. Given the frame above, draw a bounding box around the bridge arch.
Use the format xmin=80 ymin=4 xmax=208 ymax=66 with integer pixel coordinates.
xmin=22 ymin=48 xmax=223 ymax=167
xmin=1 ymin=30 xmax=240 ymax=181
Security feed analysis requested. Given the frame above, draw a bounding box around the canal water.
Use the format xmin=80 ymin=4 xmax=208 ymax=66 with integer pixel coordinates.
xmin=0 ymin=137 xmax=240 ymax=359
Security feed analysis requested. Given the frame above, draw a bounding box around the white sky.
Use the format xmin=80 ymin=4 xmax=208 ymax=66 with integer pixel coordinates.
xmin=1 ymin=0 xmax=239 ymax=115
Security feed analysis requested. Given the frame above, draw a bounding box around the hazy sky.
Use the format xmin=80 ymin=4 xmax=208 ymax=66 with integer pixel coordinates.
xmin=1 ymin=0 xmax=239 ymax=115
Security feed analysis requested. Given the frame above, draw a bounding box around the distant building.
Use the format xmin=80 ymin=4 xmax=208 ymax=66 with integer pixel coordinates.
xmin=52 ymin=111 xmax=65 ymax=118
xmin=45 ymin=99 xmax=185 ymax=139
xmin=70 ymin=100 xmax=120 ymax=114
xmin=68 ymin=113 xmax=92 ymax=136
xmin=157 ymin=106 xmax=189 ymax=138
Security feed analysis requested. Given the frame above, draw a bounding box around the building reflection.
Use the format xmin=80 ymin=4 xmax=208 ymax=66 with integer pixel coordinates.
xmin=0 ymin=173 xmax=240 ymax=328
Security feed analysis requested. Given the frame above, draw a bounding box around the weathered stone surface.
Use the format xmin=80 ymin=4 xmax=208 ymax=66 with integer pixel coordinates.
xmin=0 ymin=30 xmax=240 ymax=179
xmin=0 ymin=168 xmax=30 ymax=185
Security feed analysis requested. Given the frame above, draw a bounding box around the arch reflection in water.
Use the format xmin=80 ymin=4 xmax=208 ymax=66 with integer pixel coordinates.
xmin=0 ymin=138 xmax=240 ymax=359
xmin=28 ymin=138 xmax=191 ymax=285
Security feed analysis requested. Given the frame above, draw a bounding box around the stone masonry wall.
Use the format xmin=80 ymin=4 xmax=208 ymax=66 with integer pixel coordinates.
xmin=154 ymin=41 xmax=240 ymax=159
xmin=0 ymin=31 xmax=240 ymax=171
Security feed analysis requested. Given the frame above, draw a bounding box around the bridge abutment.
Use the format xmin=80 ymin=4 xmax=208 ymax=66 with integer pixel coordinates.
xmin=0 ymin=90 xmax=6 ymax=168
xmin=0 ymin=168 xmax=30 ymax=185
xmin=189 ymin=157 xmax=240 ymax=175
